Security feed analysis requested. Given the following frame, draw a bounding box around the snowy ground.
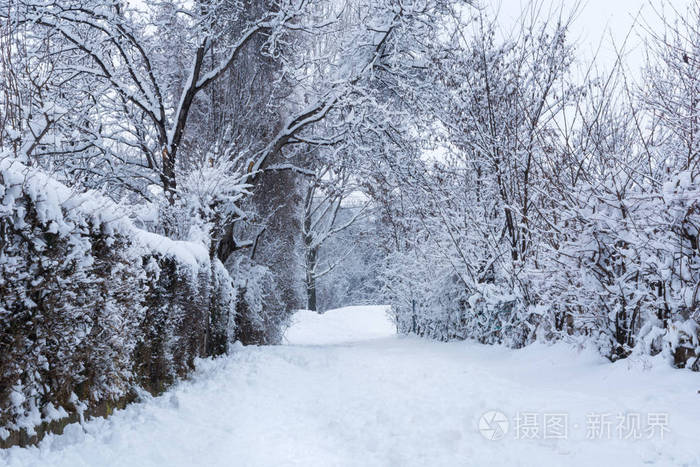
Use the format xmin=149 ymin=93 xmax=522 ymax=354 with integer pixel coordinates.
xmin=2 ymin=305 xmax=699 ymax=467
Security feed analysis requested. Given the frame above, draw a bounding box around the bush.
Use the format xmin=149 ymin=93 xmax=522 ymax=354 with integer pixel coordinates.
xmin=0 ymin=159 xmax=237 ymax=447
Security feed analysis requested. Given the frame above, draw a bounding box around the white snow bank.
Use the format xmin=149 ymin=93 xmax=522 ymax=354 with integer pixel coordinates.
xmin=284 ymin=305 xmax=395 ymax=345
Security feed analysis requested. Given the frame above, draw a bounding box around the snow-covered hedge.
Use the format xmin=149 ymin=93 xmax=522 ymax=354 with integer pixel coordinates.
xmin=0 ymin=159 xmax=236 ymax=447
xmin=385 ymin=251 xmax=538 ymax=348
xmin=384 ymin=171 xmax=700 ymax=370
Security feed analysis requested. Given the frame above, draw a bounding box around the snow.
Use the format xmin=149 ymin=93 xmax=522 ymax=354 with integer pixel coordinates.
xmin=0 ymin=156 xmax=210 ymax=272
xmin=133 ymin=230 xmax=209 ymax=272
xmin=284 ymin=305 xmax=395 ymax=345
xmin=2 ymin=306 xmax=700 ymax=467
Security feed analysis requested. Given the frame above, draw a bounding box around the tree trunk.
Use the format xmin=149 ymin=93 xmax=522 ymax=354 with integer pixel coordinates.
xmin=305 ymin=245 xmax=318 ymax=311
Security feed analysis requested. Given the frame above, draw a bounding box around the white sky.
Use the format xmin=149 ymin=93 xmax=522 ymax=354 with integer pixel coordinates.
xmin=490 ymin=0 xmax=693 ymax=74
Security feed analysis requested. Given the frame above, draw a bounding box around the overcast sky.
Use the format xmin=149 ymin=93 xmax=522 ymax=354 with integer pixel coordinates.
xmin=490 ymin=0 xmax=692 ymax=73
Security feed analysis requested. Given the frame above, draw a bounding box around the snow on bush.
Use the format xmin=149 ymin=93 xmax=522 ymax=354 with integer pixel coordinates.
xmin=229 ymin=256 xmax=287 ymax=345
xmin=383 ymin=247 xmax=538 ymax=348
xmin=0 ymin=157 xmax=237 ymax=446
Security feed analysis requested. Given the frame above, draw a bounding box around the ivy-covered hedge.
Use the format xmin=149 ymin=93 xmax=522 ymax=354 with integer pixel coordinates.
xmin=0 ymin=159 xmax=236 ymax=447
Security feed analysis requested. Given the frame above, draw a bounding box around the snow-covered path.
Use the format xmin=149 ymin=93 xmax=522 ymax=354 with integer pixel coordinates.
xmin=3 ymin=306 xmax=700 ymax=467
